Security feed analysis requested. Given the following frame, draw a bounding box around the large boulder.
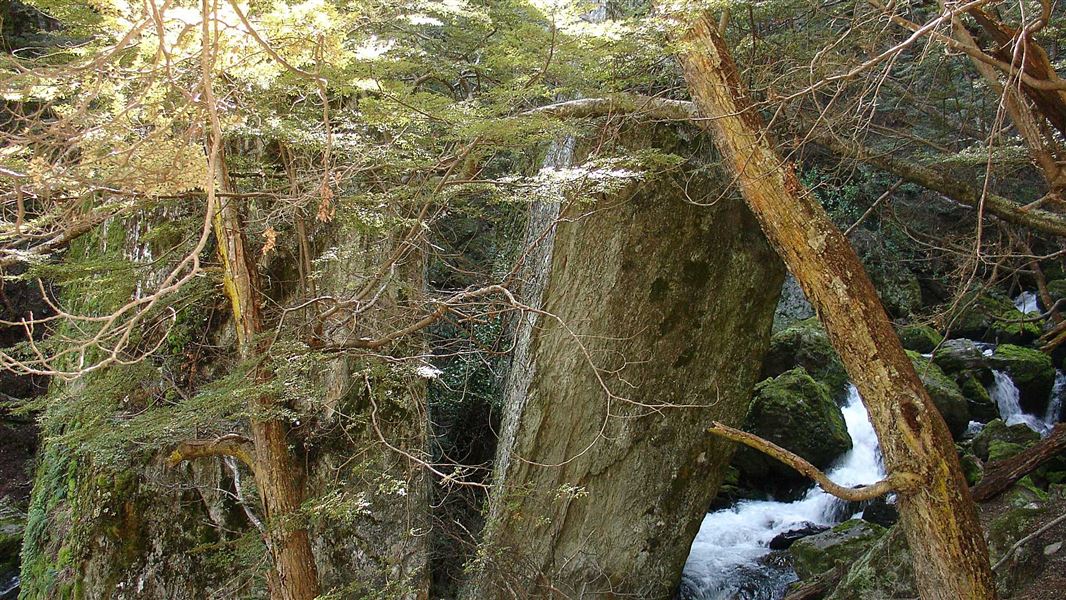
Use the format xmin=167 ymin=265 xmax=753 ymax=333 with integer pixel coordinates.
xmin=991 ymin=345 xmax=1056 ymax=414
xmin=931 ymin=339 xmax=990 ymax=375
xmin=733 ymin=368 xmax=852 ymax=493
xmin=971 ymin=419 xmax=1040 ymax=461
xmin=907 ymin=352 xmax=970 ymax=439
xmin=958 ymin=372 xmax=997 ymax=423
xmin=1048 ymin=279 xmax=1066 ymax=303
xmin=789 ymin=519 xmax=886 ymax=580
xmin=895 ymin=324 xmax=943 ymax=354
xmin=761 ymin=319 xmax=849 ymax=400
xmin=945 ymin=291 xmax=1040 ymax=343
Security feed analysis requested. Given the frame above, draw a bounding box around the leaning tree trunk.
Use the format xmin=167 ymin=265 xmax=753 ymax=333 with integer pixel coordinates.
xmin=673 ymin=13 xmax=996 ymax=600
xmin=213 ymin=195 xmax=320 ymax=600
xmin=465 ymin=130 xmax=784 ymax=598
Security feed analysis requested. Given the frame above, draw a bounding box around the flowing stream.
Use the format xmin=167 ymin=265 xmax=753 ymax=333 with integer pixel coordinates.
xmin=679 ymin=386 xmax=884 ymax=600
xmin=682 ymin=366 xmax=1065 ymax=599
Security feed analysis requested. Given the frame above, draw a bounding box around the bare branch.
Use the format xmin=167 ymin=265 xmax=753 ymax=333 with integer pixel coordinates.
xmin=167 ymin=434 xmax=257 ymax=474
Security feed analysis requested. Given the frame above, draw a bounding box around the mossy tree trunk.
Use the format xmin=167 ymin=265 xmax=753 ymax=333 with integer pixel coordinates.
xmin=466 ymin=133 xmax=783 ymax=598
xmin=673 ymin=13 xmax=996 ymax=600
xmin=213 ymin=196 xmax=320 ymax=600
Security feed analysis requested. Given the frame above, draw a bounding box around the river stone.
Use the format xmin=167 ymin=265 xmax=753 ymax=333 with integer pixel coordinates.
xmin=733 ymin=368 xmax=851 ymax=493
xmin=971 ymin=419 xmax=1040 ymax=461
xmin=860 ymin=498 xmax=898 ymax=528
xmin=769 ymin=523 xmax=829 ymax=550
xmin=944 ymin=291 xmax=1020 ymax=341
xmin=992 ymin=344 xmax=1056 ymax=414
xmin=907 ymin=351 xmax=970 ymax=439
xmin=789 ymin=519 xmax=886 ymax=580
xmin=958 ymin=372 xmax=997 ymax=423
xmin=896 ymin=324 xmax=943 ymax=354
xmin=761 ymin=318 xmax=849 ymax=401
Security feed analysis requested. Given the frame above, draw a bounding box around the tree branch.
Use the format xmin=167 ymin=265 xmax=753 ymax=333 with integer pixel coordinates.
xmin=707 ymin=421 xmax=918 ymax=501
xmin=167 ymin=434 xmax=257 ymax=474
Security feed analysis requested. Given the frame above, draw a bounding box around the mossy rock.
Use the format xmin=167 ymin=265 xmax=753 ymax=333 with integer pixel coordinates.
xmin=931 ymin=339 xmax=990 ymax=375
xmin=972 ymin=419 xmax=1040 ymax=461
xmin=1047 ymin=279 xmax=1066 ymax=303
xmin=907 ymin=351 xmax=970 ymax=439
xmin=957 ymin=373 xmax=997 ymax=423
xmin=944 ymin=291 xmax=1017 ymax=341
xmin=789 ymin=519 xmax=886 ymax=580
xmin=987 ymin=497 xmax=1052 ymax=595
xmin=988 ymin=440 xmax=1029 ymax=462
xmin=869 ymin=266 xmax=923 ymax=318
xmin=958 ymin=451 xmax=984 ymax=486
xmin=988 ymin=309 xmax=1043 ymax=345
xmin=0 ymin=498 xmax=25 ymax=575
xmin=733 ymin=368 xmax=852 ymax=492
xmin=761 ymin=318 xmax=849 ymax=401
xmin=826 ymin=526 xmax=915 ymax=600
xmin=991 ymin=344 xmax=1056 ymax=415
xmin=896 ymin=324 xmax=943 ymax=354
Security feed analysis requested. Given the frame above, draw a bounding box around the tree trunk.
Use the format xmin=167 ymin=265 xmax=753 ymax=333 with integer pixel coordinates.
xmin=972 ymin=424 xmax=1066 ymax=502
xmin=673 ymin=13 xmax=997 ymax=600
xmin=213 ymin=195 xmax=320 ymax=600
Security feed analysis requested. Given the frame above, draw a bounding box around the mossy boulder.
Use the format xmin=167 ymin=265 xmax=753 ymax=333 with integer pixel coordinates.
xmin=826 ymin=526 xmax=915 ymax=600
xmin=945 ymin=291 xmax=1036 ymax=343
xmin=971 ymin=419 xmax=1040 ymax=461
xmin=907 ymin=351 xmax=970 ymax=439
xmin=958 ymin=373 xmax=997 ymax=423
xmin=0 ymin=498 xmax=25 ymax=576
xmin=895 ymin=324 xmax=943 ymax=354
xmin=931 ymin=339 xmax=990 ymax=375
xmin=733 ymin=368 xmax=851 ymax=492
xmin=869 ymin=266 xmax=923 ymax=319
xmin=988 ymin=440 xmax=1029 ymax=462
xmin=761 ymin=318 xmax=849 ymax=400
xmin=789 ymin=519 xmax=886 ymax=580
xmin=1047 ymin=279 xmax=1066 ymax=303
xmin=991 ymin=344 xmax=1056 ymax=414
xmin=958 ymin=451 xmax=984 ymax=486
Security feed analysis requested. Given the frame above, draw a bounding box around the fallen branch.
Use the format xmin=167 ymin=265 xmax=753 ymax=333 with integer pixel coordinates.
xmin=167 ymin=434 xmax=257 ymax=474
xmin=707 ymin=421 xmax=918 ymax=501
xmin=971 ymin=423 xmax=1066 ymax=502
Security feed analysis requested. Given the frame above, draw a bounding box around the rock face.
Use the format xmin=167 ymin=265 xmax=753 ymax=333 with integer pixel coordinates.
xmin=761 ymin=318 xmax=849 ymax=401
xmin=733 ymin=368 xmax=851 ymax=492
xmin=468 ymin=149 xmax=784 ymax=598
xmin=773 ymin=274 xmax=815 ymax=332
xmin=789 ymin=519 xmax=886 ymax=580
xmin=992 ymin=344 xmax=1057 ymax=414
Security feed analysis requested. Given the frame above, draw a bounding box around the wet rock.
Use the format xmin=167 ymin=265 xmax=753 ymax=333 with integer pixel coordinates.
xmin=931 ymin=339 xmax=990 ymax=375
xmin=789 ymin=519 xmax=886 ymax=580
xmin=991 ymin=345 xmax=1056 ymax=415
xmin=946 ymin=291 xmax=1038 ymax=343
xmin=958 ymin=372 xmax=997 ymax=423
xmin=769 ymin=523 xmax=829 ymax=550
xmin=761 ymin=319 xmax=849 ymax=401
xmin=972 ymin=419 xmax=1040 ymax=461
xmin=896 ymin=324 xmax=943 ymax=354
xmin=826 ymin=526 xmax=915 ymax=600
xmin=733 ymin=368 xmax=852 ymax=494
xmin=958 ymin=450 xmax=984 ymax=486
xmin=0 ymin=499 xmax=23 ymax=581
xmin=907 ymin=351 xmax=970 ymax=439
xmin=860 ymin=498 xmax=898 ymax=528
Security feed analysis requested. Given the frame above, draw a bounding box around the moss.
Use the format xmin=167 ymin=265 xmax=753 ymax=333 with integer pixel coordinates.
xmin=789 ymin=519 xmax=886 ymax=580
xmin=762 ymin=318 xmax=849 ymax=400
xmin=972 ymin=419 xmax=1040 ymax=461
xmin=827 ymin=526 xmax=915 ymax=600
xmin=896 ymin=324 xmax=943 ymax=353
xmin=958 ymin=373 xmax=996 ymax=423
xmin=1047 ymin=279 xmax=1066 ymax=303
xmin=733 ymin=368 xmax=851 ymax=494
xmin=988 ymin=440 xmax=1028 ymax=462
xmin=959 ymin=452 xmax=984 ymax=486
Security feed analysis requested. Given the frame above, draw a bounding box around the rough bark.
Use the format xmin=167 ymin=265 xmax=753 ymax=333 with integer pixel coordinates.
xmin=972 ymin=424 xmax=1066 ymax=502
xmin=213 ymin=196 xmax=320 ymax=600
xmin=466 ymin=132 xmax=784 ymax=598
xmin=673 ymin=13 xmax=996 ymax=600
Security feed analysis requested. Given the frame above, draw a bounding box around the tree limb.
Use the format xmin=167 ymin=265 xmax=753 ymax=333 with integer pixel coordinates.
xmin=707 ymin=421 xmax=918 ymax=501
xmin=167 ymin=434 xmax=257 ymax=474
xmin=971 ymin=423 xmax=1066 ymax=502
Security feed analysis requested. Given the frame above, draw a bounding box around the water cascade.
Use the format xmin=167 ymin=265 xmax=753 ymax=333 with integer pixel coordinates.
xmin=990 ymin=370 xmax=1060 ymax=436
xmin=680 ymin=386 xmax=884 ymax=600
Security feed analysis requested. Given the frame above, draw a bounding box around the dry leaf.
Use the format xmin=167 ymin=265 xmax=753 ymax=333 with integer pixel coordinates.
xmin=260 ymin=225 xmax=277 ymax=257
xmin=316 ymin=179 xmax=335 ymax=222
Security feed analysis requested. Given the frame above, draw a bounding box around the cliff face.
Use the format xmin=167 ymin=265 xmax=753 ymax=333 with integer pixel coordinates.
xmin=469 ymin=135 xmax=784 ymax=598
xmin=18 ymin=220 xmax=429 ymax=599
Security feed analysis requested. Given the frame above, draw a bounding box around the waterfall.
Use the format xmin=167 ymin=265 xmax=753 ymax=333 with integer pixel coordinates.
xmin=990 ymin=370 xmax=1054 ymax=435
xmin=680 ymin=386 xmax=884 ymax=600
xmin=1047 ymin=371 xmax=1065 ymax=426
xmin=1013 ymin=291 xmax=1040 ymax=314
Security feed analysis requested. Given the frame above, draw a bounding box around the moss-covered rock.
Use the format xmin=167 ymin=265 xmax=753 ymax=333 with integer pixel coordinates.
xmin=945 ymin=291 xmax=1027 ymax=342
xmin=992 ymin=344 xmax=1056 ymax=414
xmin=0 ymin=498 xmax=24 ymax=575
xmin=761 ymin=318 xmax=849 ymax=400
xmin=971 ymin=419 xmax=1040 ymax=461
xmin=1047 ymin=279 xmax=1066 ymax=303
xmin=931 ymin=339 xmax=989 ymax=375
xmin=958 ymin=373 xmax=997 ymax=423
xmin=826 ymin=526 xmax=914 ymax=600
xmin=907 ymin=351 xmax=970 ymax=439
xmin=988 ymin=440 xmax=1029 ymax=462
xmin=896 ymin=324 xmax=943 ymax=354
xmin=733 ymin=368 xmax=851 ymax=492
xmin=789 ymin=519 xmax=886 ymax=580
xmin=958 ymin=451 xmax=984 ymax=486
